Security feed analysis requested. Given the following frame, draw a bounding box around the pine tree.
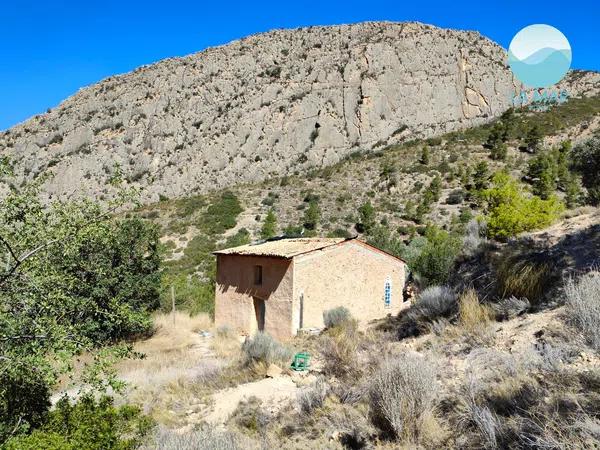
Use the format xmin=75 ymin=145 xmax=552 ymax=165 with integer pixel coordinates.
xmin=490 ymin=141 xmax=508 ymax=160
xmin=356 ymin=201 xmax=375 ymax=234
xmin=303 ymin=201 xmax=320 ymax=233
xmin=525 ymin=125 xmax=542 ymax=153
xmin=428 ymin=175 xmax=443 ymax=202
xmin=472 ymin=162 xmax=490 ymax=191
xmin=420 ymin=146 xmax=430 ymax=165
xmin=565 ymin=173 xmax=582 ymax=208
xmin=260 ymin=208 xmax=277 ymax=239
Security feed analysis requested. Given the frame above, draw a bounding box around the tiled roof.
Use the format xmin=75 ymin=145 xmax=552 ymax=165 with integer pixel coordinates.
xmin=213 ymin=237 xmax=349 ymax=258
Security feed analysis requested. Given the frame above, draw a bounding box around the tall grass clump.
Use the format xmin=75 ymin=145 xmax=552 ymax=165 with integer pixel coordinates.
xmin=241 ymin=332 xmax=294 ymax=368
xmin=458 ymin=289 xmax=493 ymax=335
xmin=368 ymin=353 xmax=439 ymax=442
xmin=323 ymin=306 xmax=351 ymax=328
xmin=495 ymin=253 xmax=551 ymax=306
xmin=319 ymin=319 xmax=361 ymax=379
xmin=565 ymin=271 xmax=600 ymax=350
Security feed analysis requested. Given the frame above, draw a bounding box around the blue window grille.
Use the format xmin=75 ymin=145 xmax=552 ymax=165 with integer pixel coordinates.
xmin=384 ymin=278 xmax=392 ymax=308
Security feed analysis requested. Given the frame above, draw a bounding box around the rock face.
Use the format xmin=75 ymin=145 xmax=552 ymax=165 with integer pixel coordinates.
xmin=0 ymin=21 xmax=596 ymax=203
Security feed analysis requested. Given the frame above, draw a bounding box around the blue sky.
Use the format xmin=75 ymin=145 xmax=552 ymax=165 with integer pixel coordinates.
xmin=1 ymin=0 xmax=598 ymax=130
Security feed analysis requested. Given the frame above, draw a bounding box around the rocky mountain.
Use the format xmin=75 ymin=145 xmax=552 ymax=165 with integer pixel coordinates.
xmin=1 ymin=21 xmax=599 ymax=203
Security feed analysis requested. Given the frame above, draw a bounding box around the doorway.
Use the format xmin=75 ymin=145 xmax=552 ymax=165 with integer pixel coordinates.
xmin=253 ymin=297 xmax=265 ymax=331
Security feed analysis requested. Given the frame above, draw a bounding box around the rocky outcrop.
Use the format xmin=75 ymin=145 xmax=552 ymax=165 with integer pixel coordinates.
xmin=0 ymin=21 xmax=596 ymax=203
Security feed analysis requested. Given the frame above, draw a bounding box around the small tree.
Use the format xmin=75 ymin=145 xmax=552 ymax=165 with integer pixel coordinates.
xmin=482 ymin=171 xmax=564 ymax=240
xmin=428 ymin=175 xmax=442 ymax=202
xmin=571 ymin=137 xmax=600 ymax=205
xmin=260 ymin=208 xmax=278 ymax=239
xmin=420 ymin=146 xmax=430 ymax=165
xmin=472 ymin=162 xmax=490 ymax=192
xmin=525 ymin=124 xmax=542 ymax=153
xmin=356 ymin=201 xmax=376 ymax=234
xmin=303 ymin=201 xmax=320 ymax=234
xmin=490 ymin=141 xmax=508 ymax=161
xmin=412 ymin=226 xmax=461 ymax=286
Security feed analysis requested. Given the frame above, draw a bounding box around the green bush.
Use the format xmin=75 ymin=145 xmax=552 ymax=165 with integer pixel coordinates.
xmin=224 ymin=228 xmax=251 ymax=248
xmin=0 ymin=167 xmax=161 ymax=441
xmin=260 ymin=209 xmax=277 ymax=239
xmin=411 ymin=226 xmax=461 ymax=286
xmin=571 ymin=136 xmax=600 ymax=205
xmin=482 ymin=171 xmax=563 ymax=240
xmin=198 ymin=191 xmax=243 ymax=235
xmin=3 ymin=395 xmax=152 ymax=450
xmin=160 ymin=273 xmax=215 ymax=316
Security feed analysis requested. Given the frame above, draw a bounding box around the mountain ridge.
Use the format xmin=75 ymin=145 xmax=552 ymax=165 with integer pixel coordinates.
xmin=1 ymin=21 xmax=599 ymax=204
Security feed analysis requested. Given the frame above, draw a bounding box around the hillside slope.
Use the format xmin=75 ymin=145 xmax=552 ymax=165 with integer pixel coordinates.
xmin=0 ymin=21 xmax=551 ymax=203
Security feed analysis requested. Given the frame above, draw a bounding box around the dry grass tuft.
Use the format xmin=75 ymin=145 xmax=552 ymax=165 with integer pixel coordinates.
xmin=458 ymin=289 xmax=494 ymax=334
xmin=319 ymin=319 xmax=362 ymax=380
xmin=368 ymin=353 xmax=440 ymax=443
xmin=495 ymin=254 xmax=551 ymax=305
xmin=565 ymin=270 xmax=600 ymax=350
xmin=212 ymin=325 xmax=242 ymax=359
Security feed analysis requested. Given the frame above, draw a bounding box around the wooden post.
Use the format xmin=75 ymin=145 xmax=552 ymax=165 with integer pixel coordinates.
xmin=171 ymin=285 xmax=176 ymax=326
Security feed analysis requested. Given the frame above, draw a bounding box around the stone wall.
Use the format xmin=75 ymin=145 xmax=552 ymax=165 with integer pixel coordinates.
xmin=292 ymin=241 xmax=407 ymax=331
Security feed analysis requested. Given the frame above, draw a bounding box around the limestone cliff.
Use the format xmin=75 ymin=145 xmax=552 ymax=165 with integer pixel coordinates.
xmin=1 ymin=21 xmax=597 ymax=203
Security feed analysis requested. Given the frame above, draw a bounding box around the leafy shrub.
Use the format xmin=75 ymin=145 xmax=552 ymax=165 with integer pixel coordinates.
xmin=260 ymin=209 xmax=277 ymax=239
xmin=411 ymin=226 xmax=462 ymax=286
xmin=570 ymin=136 xmax=600 ymax=205
xmin=198 ymin=191 xmax=243 ymax=235
xmin=482 ymin=171 xmax=563 ymax=240
xmin=241 ymin=332 xmax=293 ymax=368
xmin=0 ymin=174 xmax=161 ymax=440
xmin=446 ymin=189 xmax=465 ymax=205
xmin=565 ymin=271 xmax=600 ymax=350
xmin=368 ymin=354 xmax=438 ymax=441
xmin=159 ymin=273 xmax=214 ymax=316
xmin=3 ymin=395 xmax=152 ymax=450
xmin=224 ymin=228 xmax=251 ymax=248
xmin=323 ymin=306 xmax=352 ymax=328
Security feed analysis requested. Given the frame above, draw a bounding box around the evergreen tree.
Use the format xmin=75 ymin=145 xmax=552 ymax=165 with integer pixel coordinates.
xmin=356 ymin=201 xmax=375 ymax=234
xmin=525 ymin=125 xmax=542 ymax=153
xmin=303 ymin=201 xmax=320 ymax=233
xmin=420 ymin=146 xmax=430 ymax=165
xmin=472 ymin=161 xmax=490 ymax=191
xmin=490 ymin=141 xmax=508 ymax=161
xmin=260 ymin=208 xmax=277 ymax=239
xmin=428 ymin=175 xmax=443 ymax=202
xmin=565 ymin=173 xmax=582 ymax=208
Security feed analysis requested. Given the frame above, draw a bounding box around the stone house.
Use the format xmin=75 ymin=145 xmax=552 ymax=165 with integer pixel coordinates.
xmin=214 ymin=237 xmax=408 ymax=340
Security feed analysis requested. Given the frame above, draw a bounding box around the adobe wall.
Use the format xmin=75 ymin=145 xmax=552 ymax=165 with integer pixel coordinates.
xmin=214 ymin=254 xmax=294 ymax=340
xmin=292 ymin=241 xmax=407 ymax=331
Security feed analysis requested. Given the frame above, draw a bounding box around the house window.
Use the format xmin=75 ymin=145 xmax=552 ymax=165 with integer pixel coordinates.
xmin=384 ymin=277 xmax=392 ymax=308
xmin=254 ymin=265 xmax=263 ymax=285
